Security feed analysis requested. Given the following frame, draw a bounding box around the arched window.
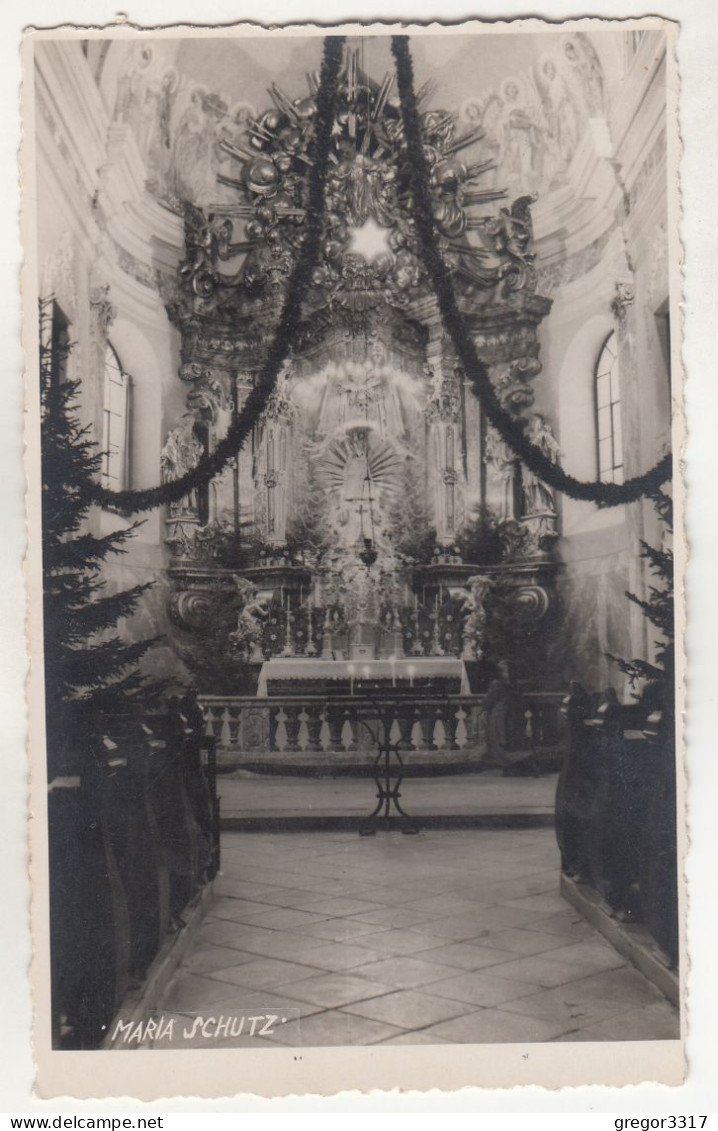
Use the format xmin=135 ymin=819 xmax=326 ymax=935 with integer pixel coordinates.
xmin=595 ymin=331 xmax=623 ymax=484
xmin=101 ymin=343 xmax=131 ymax=489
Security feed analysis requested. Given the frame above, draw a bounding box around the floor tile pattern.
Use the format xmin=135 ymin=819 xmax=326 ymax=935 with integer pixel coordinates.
xmin=150 ymin=828 xmax=679 ymax=1048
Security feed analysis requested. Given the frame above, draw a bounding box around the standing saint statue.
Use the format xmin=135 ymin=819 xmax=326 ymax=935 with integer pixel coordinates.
xmin=485 ymin=424 xmax=519 ymax=520
xmin=521 ymin=414 xmax=561 ymax=514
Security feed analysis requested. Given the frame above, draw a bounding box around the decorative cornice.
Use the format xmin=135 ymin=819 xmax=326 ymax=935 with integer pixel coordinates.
xmin=536 ymin=228 xmax=613 ymax=294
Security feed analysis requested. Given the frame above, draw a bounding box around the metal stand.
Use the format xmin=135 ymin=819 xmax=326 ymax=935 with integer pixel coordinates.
xmin=356 ymin=706 xmax=420 ymax=836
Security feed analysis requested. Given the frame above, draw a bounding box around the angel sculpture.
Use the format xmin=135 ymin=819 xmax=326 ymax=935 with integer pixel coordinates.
xmin=230 ymin=578 xmax=272 ymax=662
xmin=451 ymin=575 xmax=493 ymax=660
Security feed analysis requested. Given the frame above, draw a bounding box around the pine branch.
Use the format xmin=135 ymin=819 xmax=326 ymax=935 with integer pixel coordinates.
xmin=639 ymin=539 xmax=673 ymax=581
xmin=606 ymin=652 xmax=664 ymax=686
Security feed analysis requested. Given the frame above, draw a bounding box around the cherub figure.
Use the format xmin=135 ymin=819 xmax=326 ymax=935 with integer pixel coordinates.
xmin=452 ymin=574 xmax=493 ymax=660
xmin=231 ymin=577 xmax=272 ymax=661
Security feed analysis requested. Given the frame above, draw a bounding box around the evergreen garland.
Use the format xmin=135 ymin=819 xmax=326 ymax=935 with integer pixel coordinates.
xmin=390 ymin=34 xmax=671 ymax=508
xmin=89 ymin=35 xmax=346 ymax=516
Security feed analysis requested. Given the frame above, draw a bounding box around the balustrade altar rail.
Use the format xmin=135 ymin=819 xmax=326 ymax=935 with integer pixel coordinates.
xmin=199 ymin=691 xmax=567 ymax=769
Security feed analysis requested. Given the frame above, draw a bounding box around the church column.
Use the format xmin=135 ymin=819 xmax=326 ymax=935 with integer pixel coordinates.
xmin=257 ymin=370 xmax=295 ymax=547
xmin=426 ymin=384 xmax=462 ymax=546
xmin=233 ymin=370 xmax=257 ymax=546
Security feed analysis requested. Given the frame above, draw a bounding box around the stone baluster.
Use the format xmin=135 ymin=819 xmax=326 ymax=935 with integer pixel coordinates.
xmin=431 ymin=705 xmax=444 ymax=750
xmin=341 ymin=708 xmax=356 ymax=751
xmin=395 ymin=709 xmax=415 ymax=750
xmin=274 ymin=707 xmax=289 ymax=750
xmin=228 ymin=706 xmax=240 ymax=748
xmin=325 ymin=705 xmax=345 ymax=752
xmin=443 ymin=704 xmax=461 ymax=751
xmin=456 ymin=706 xmax=468 ymax=749
xmin=524 ymin=704 xmax=535 ymax=745
xmin=416 ymin=706 xmax=435 ymax=751
xmin=283 ymin=705 xmax=302 ymax=753
xmin=204 ymin=705 xmax=221 ymax=741
xmin=220 ymin=708 xmax=231 ymax=749
xmin=304 ymin=704 xmax=324 ymax=753
xmin=268 ymin=706 xmax=280 ymax=752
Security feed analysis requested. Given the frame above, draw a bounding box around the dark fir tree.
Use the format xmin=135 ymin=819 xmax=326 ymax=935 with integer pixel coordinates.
xmin=389 ymin=461 xmax=437 ymax=563
xmin=40 ymin=301 xmax=163 ymax=780
xmin=455 ymin=505 xmax=505 ymax=567
xmin=607 ymin=489 xmax=674 ymax=716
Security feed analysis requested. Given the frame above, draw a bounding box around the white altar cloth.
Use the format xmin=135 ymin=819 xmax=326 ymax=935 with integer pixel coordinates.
xmin=256 ymin=657 xmax=471 ymax=697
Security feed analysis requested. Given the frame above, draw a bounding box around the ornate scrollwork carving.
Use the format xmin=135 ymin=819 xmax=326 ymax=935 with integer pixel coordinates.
xmin=519 ymin=513 xmax=559 ymax=558
xmin=168 ymin=588 xmax=215 ymax=631
xmin=515 ymin=584 xmax=551 ymax=622
xmin=179 ymin=203 xmax=234 ymax=301
xmin=186 ymin=374 xmax=231 ymax=421
xmin=495 ymin=356 xmax=541 ymax=414
xmin=426 ymin=387 xmax=461 ymax=423
xmin=261 ymin=370 xmax=295 ymax=423
xmin=611 ymin=278 xmax=635 ymax=323
xmin=89 ymin=283 xmax=117 ymax=340
xmin=483 ymin=195 xmax=539 ymax=294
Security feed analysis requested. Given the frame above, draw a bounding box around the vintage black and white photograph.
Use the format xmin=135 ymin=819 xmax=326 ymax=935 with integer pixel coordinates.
xmin=25 ymin=19 xmax=682 ymax=1094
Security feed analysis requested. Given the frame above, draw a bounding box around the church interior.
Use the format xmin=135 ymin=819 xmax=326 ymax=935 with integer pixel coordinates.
xmin=33 ymin=27 xmax=680 ymax=1054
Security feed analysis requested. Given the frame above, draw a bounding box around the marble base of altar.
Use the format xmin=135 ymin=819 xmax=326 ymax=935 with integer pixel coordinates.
xmin=256 ymin=657 xmax=471 ymax=698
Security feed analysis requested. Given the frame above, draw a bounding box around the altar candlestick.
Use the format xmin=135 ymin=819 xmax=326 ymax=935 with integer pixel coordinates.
xmin=390 ymin=655 xmax=396 ymax=688
xmin=348 ymin=663 xmax=355 ymax=697
xmin=408 ymin=664 xmax=415 ymax=689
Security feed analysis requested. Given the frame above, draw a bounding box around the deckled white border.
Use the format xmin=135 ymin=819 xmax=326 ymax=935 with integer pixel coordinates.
xmin=4 ymin=0 xmax=716 ymax=1113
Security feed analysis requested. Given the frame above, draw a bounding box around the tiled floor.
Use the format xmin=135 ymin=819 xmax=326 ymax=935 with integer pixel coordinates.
xmin=149 ymin=828 xmax=679 ymax=1048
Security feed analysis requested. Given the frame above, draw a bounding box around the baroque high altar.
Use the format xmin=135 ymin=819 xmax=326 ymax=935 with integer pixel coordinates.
xmin=160 ymin=50 xmax=559 ymax=680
